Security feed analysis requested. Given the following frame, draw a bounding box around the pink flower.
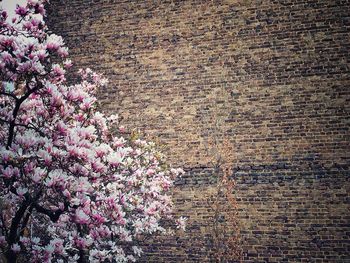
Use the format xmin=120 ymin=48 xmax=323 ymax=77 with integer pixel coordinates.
xmin=56 ymin=121 xmax=67 ymax=135
xmin=119 ymin=126 xmax=126 ymax=133
xmin=1 ymin=11 xmax=8 ymax=20
xmin=1 ymin=51 xmax=13 ymax=65
xmin=91 ymin=160 xmax=106 ymax=173
xmin=27 ymin=18 xmax=42 ymax=30
xmin=146 ymin=204 xmax=157 ymax=216
xmin=24 ymin=162 xmax=35 ymax=174
xmin=117 ymin=217 xmax=126 ymax=226
xmin=112 ymin=137 xmax=126 ymax=147
xmin=45 ymin=170 xmax=66 ymax=188
xmin=46 ymin=34 xmax=64 ymax=51
xmin=75 ymin=209 xmax=90 ymax=224
xmin=31 ymin=167 xmax=46 ymax=183
xmin=79 ymin=97 xmax=96 ymax=111
xmin=92 ymin=212 xmax=106 ymax=224
xmin=2 ymin=167 xmax=14 ymax=179
xmin=11 ymin=243 xmax=21 ymax=253
xmin=15 ymin=6 xmax=28 ymax=16
xmin=0 ymin=37 xmax=13 ymax=49
xmin=62 ymin=189 xmax=71 ymax=199
xmin=0 ymin=149 xmax=12 ymax=162
xmin=23 ymin=21 xmax=33 ymax=31
xmin=52 ymin=64 xmax=65 ymax=76
xmin=36 ymin=49 xmax=47 ymax=61
xmin=63 ymin=59 xmax=72 ymax=68
xmin=176 ymin=217 xmax=188 ymax=231
xmin=95 ymin=144 xmax=111 ymax=158
xmin=19 ymin=236 xmax=30 ymax=247
xmin=74 ymin=237 xmax=86 ymax=249
xmin=50 ymin=238 xmax=64 ymax=254
xmin=34 ymin=3 xmax=45 ymax=15
xmin=0 ymin=236 xmax=7 ymax=247
xmin=57 ymin=47 xmax=68 ymax=57
xmin=67 ymin=145 xmax=80 ymax=158
xmin=17 ymin=61 xmax=32 ymax=73
xmin=146 ymin=169 xmax=155 ymax=176
xmin=16 ymin=187 xmax=28 ymax=197
xmin=37 ymin=149 xmax=52 ymax=165
xmin=107 ymin=152 xmax=124 ymax=167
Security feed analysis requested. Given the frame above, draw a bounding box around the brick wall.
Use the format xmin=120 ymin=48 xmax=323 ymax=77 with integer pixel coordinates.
xmin=47 ymin=0 xmax=350 ymax=262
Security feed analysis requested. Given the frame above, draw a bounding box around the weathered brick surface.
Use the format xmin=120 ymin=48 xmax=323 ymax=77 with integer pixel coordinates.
xmin=47 ymin=0 xmax=350 ymax=262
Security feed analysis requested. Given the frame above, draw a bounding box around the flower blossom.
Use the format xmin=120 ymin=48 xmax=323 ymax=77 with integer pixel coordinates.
xmin=75 ymin=209 xmax=90 ymax=224
xmin=11 ymin=243 xmax=21 ymax=253
xmin=46 ymin=34 xmax=64 ymax=51
xmin=0 ymin=2 xmax=184 ymax=262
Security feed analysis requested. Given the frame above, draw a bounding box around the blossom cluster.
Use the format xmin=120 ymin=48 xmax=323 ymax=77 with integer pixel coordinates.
xmin=0 ymin=1 xmax=184 ymax=262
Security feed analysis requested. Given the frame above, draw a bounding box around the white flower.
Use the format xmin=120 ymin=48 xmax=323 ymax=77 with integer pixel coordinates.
xmin=11 ymin=243 xmax=21 ymax=253
xmin=132 ymin=246 xmax=143 ymax=257
xmin=45 ymin=34 xmax=64 ymax=51
xmin=176 ymin=216 xmax=188 ymax=231
xmin=107 ymin=152 xmax=124 ymax=166
xmin=32 ymin=237 xmax=40 ymax=245
xmin=75 ymin=209 xmax=90 ymax=224
xmin=31 ymin=167 xmax=46 ymax=183
xmin=44 ymin=244 xmax=54 ymax=254
xmin=16 ymin=187 xmax=28 ymax=197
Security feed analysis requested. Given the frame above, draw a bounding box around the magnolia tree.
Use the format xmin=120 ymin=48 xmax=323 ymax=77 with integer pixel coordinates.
xmin=0 ymin=1 xmax=185 ymax=262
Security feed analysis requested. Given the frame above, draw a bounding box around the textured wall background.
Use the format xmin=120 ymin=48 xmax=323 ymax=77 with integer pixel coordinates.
xmin=47 ymin=0 xmax=350 ymax=262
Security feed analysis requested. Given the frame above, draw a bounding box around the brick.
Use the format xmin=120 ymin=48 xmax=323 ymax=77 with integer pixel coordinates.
xmin=47 ymin=0 xmax=350 ymax=262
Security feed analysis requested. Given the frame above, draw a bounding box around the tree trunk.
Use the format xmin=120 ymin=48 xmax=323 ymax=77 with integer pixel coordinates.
xmin=5 ymin=249 xmax=17 ymax=263
xmin=77 ymin=249 xmax=87 ymax=263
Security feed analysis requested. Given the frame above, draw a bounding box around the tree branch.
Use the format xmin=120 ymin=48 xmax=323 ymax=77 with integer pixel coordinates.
xmin=0 ymin=211 xmax=8 ymax=237
xmin=32 ymin=201 xmax=68 ymax=223
xmin=8 ymin=199 xmax=30 ymax=246
xmin=6 ymin=80 xmax=43 ymax=148
xmin=0 ymin=91 xmax=18 ymax=101
xmin=0 ymin=117 xmax=46 ymax=137
xmin=20 ymin=205 xmax=34 ymax=237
